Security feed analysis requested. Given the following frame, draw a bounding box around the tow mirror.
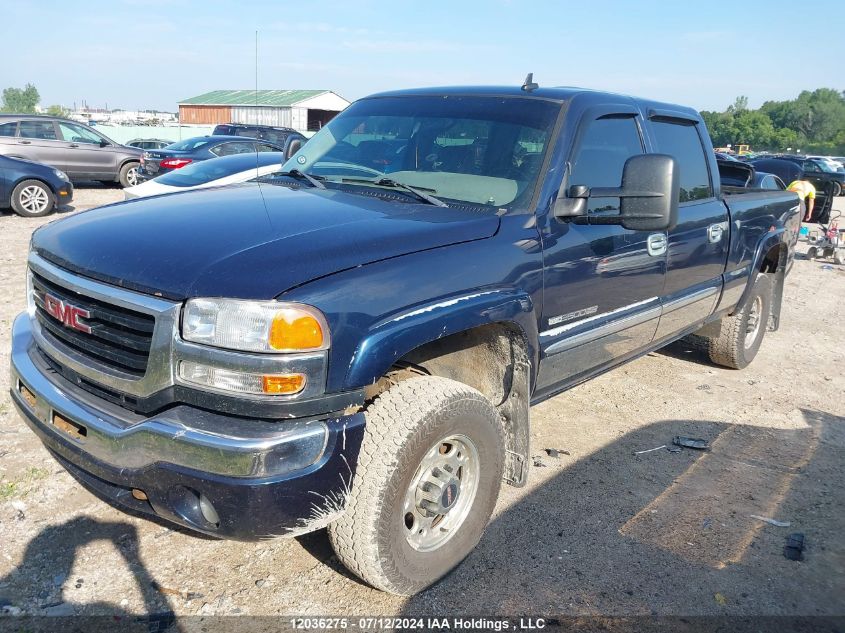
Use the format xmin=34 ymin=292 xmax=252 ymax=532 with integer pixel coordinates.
xmin=554 ymin=154 xmax=680 ymax=231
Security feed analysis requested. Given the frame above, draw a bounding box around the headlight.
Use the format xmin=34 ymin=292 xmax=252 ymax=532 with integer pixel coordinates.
xmin=182 ymin=298 xmax=329 ymax=353
xmin=53 ymin=169 xmax=69 ymax=181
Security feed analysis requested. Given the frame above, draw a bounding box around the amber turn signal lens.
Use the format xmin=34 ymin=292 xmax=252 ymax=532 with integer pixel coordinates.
xmin=262 ymin=374 xmax=306 ymax=395
xmin=269 ymin=313 xmax=324 ymax=351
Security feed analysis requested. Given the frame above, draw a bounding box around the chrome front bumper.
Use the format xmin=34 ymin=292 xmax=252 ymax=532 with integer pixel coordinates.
xmin=10 ymin=313 xmax=328 ymax=478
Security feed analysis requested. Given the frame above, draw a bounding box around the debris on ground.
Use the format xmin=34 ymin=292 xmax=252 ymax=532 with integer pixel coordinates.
xmin=784 ymin=533 xmax=805 ymax=561
xmin=150 ymin=581 xmax=204 ymax=601
xmin=634 ymin=445 xmax=667 ymax=455
xmin=544 ymin=448 xmax=571 ymax=458
xmin=714 ymin=592 xmax=727 ymax=605
xmin=0 ymin=605 xmax=22 ymax=616
xmin=673 ymin=436 xmax=709 ymax=450
xmin=532 ymin=456 xmax=548 ymax=467
xmin=750 ymin=515 xmax=791 ymax=527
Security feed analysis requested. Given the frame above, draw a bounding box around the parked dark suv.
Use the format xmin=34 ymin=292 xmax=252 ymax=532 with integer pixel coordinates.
xmin=212 ymin=123 xmax=306 ymax=154
xmin=0 ymin=115 xmax=142 ymax=187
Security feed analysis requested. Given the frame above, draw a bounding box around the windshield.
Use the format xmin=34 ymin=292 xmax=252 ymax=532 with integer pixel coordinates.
xmin=155 ymin=153 xmax=284 ymax=187
xmin=166 ymin=138 xmax=212 ymax=151
xmin=281 ymin=95 xmax=561 ymax=208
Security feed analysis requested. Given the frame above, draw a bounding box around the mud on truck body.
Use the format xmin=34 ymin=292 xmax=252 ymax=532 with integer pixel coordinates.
xmin=11 ymin=84 xmax=800 ymax=595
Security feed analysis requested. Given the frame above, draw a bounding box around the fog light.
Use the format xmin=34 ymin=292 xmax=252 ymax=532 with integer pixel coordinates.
xmin=199 ymin=494 xmax=220 ymax=526
xmin=178 ymin=361 xmax=306 ymax=396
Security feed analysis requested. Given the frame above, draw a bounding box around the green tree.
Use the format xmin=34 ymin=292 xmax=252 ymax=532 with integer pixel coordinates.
xmin=45 ymin=104 xmax=69 ymax=117
xmin=1 ymin=84 xmax=40 ymax=113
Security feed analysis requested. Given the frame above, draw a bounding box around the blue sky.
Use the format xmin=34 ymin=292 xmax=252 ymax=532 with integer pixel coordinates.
xmin=3 ymin=0 xmax=843 ymax=112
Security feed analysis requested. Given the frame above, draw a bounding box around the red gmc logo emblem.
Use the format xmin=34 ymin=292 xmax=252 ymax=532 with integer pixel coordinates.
xmin=43 ymin=293 xmax=91 ymax=334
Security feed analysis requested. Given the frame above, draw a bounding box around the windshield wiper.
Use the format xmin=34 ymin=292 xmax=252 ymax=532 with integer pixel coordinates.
xmin=341 ymin=177 xmax=448 ymax=207
xmin=276 ymin=169 xmax=326 ymax=189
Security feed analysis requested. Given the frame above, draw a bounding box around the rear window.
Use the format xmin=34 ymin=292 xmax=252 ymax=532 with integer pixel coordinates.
xmin=156 ymin=158 xmax=248 ymax=187
xmin=650 ymin=120 xmax=712 ymax=202
xmin=0 ymin=121 xmax=17 ymax=137
xmin=166 ymin=138 xmax=212 ymax=151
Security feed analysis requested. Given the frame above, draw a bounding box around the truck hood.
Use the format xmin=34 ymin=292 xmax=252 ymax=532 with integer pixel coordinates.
xmin=32 ymin=183 xmax=500 ymax=300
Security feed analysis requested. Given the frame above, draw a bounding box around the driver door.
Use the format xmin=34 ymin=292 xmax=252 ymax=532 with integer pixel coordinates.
xmin=535 ymin=110 xmax=666 ymax=399
xmin=56 ymin=122 xmax=114 ymax=179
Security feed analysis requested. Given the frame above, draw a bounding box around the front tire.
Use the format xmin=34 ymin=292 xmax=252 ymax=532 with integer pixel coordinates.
xmin=703 ymin=273 xmax=772 ymax=369
xmin=119 ymin=162 xmax=140 ymax=188
xmin=10 ymin=180 xmax=55 ymax=217
xmin=328 ymin=375 xmax=505 ymax=595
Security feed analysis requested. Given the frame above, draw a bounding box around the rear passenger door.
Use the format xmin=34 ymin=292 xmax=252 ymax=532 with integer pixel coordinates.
xmin=646 ymin=115 xmax=728 ymax=340
xmin=15 ymin=121 xmax=67 ymax=168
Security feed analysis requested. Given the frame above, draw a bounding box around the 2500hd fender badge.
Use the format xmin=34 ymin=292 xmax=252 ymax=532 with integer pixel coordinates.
xmin=548 ymin=305 xmax=598 ymax=327
xmin=43 ymin=293 xmax=92 ymax=333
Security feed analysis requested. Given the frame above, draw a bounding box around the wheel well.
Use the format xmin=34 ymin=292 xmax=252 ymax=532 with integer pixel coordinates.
xmin=12 ymin=177 xmax=55 ymax=195
xmin=760 ymin=243 xmax=786 ymax=273
xmin=370 ymin=322 xmax=532 ymax=487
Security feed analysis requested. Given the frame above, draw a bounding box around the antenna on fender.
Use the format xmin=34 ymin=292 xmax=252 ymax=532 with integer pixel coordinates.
xmin=521 ymin=73 xmax=539 ymax=92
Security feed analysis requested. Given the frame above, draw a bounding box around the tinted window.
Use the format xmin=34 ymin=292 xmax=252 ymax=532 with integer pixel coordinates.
xmin=256 ymin=142 xmax=279 ymax=152
xmin=0 ymin=121 xmax=17 ymax=137
xmin=803 ymin=161 xmax=821 ymax=172
xmin=211 ymin=141 xmax=256 ymax=157
xmin=569 ymin=116 xmax=644 ymax=213
xmin=167 ymin=138 xmax=212 ymax=151
xmin=19 ymin=121 xmax=57 ymax=140
xmin=650 ymin=120 xmax=712 ymax=202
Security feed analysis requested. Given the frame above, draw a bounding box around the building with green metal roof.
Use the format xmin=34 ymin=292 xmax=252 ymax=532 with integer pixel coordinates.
xmin=178 ymin=90 xmax=350 ymax=132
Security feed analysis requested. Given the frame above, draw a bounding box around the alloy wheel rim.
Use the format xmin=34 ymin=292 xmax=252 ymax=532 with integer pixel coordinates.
xmin=20 ymin=186 xmax=49 ymax=213
xmin=126 ymin=167 xmax=139 ymax=187
xmin=744 ymin=296 xmax=763 ymax=350
xmin=403 ymin=434 xmax=480 ymax=553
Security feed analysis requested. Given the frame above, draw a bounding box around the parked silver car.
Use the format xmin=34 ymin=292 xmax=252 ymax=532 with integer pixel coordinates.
xmin=0 ymin=115 xmax=142 ymax=187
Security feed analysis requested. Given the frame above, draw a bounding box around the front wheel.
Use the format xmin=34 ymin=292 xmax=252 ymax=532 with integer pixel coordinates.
xmin=119 ymin=162 xmax=140 ymax=188
xmin=328 ymin=375 xmax=504 ymax=595
xmin=704 ymin=273 xmax=772 ymax=369
xmin=11 ymin=180 xmax=55 ymax=217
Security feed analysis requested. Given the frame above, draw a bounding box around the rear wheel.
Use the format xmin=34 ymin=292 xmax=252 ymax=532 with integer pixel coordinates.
xmin=699 ymin=273 xmax=772 ymax=369
xmin=10 ymin=180 xmax=55 ymax=217
xmin=328 ymin=375 xmax=504 ymax=595
xmin=832 ymin=182 xmax=842 ymax=197
xmin=119 ymin=162 xmax=140 ymax=188
xmin=807 ymin=246 xmax=818 ymax=260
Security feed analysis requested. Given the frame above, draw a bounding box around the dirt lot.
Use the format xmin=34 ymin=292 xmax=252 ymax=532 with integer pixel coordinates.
xmin=0 ymin=186 xmax=843 ymax=621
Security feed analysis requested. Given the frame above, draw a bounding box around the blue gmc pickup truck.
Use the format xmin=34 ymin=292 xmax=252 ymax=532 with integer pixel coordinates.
xmin=10 ymin=84 xmax=800 ymax=595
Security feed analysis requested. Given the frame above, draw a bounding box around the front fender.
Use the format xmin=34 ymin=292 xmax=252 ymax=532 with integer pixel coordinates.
xmin=345 ymin=288 xmax=539 ymax=389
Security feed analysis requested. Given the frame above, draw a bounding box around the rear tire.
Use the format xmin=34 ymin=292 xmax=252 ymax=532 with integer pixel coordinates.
xmin=328 ymin=375 xmax=505 ymax=595
xmin=119 ymin=162 xmax=140 ymax=188
xmin=701 ymin=273 xmax=772 ymax=369
xmin=10 ymin=180 xmax=55 ymax=217
xmin=833 ymin=182 xmax=842 ymax=197
xmin=807 ymin=246 xmax=817 ymax=260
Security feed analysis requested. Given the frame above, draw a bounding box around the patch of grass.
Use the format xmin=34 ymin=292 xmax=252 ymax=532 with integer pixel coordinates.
xmin=25 ymin=467 xmax=49 ymax=481
xmin=0 ymin=481 xmax=20 ymax=500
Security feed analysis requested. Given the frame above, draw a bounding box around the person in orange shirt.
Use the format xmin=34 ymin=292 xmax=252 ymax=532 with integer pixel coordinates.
xmin=787 ymin=180 xmax=816 ymax=222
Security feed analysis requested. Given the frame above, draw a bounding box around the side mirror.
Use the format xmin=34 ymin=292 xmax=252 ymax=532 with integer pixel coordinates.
xmin=99 ymin=138 xmax=110 ymax=147
xmin=618 ymin=154 xmax=679 ymax=231
xmin=553 ymin=154 xmax=680 ymax=232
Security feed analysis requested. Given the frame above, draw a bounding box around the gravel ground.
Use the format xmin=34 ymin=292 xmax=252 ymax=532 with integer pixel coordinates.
xmin=0 ymin=185 xmax=842 ymax=620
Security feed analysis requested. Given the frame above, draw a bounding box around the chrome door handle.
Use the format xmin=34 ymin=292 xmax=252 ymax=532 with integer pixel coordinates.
xmin=647 ymin=233 xmax=667 ymax=256
xmin=707 ymin=222 xmax=727 ymax=243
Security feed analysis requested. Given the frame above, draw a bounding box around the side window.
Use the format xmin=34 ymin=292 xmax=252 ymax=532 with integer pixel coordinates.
xmin=255 ymin=143 xmax=278 ymax=153
xmin=803 ymin=161 xmax=820 ymax=172
xmin=569 ymin=116 xmax=644 ymax=213
xmin=57 ymin=122 xmax=104 ymax=144
xmin=19 ymin=121 xmax=57 ymax=140
xmin=211 ymin=141 xmax=255 ymax=157
xmin=0 ymin=121 xmax=18 ymax=137
xmin=650 ymin=120 xmax=712 ymax=202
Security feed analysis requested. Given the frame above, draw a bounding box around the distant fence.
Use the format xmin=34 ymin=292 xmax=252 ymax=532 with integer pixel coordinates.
xmin=93 ymin=125 xmax=215 ymax=145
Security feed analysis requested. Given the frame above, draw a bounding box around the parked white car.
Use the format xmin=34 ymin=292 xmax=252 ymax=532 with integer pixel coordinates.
xmin=123 ymin=152 xmax=286 ymax=199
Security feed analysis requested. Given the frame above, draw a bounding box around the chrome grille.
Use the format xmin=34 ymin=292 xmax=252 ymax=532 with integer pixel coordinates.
xmin=32 ymin=271 xmax=155 ymax=377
